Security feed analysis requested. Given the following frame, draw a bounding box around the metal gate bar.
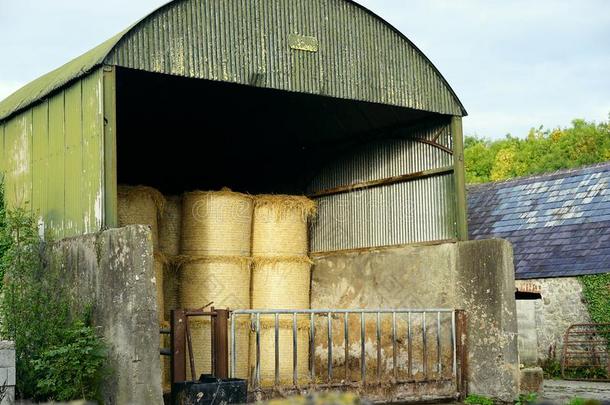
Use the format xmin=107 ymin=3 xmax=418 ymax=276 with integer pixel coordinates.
xmin=562 ymin=323 xmax=610 ymax=381
xmin=231 ymin=308 xmax=462 ymax=391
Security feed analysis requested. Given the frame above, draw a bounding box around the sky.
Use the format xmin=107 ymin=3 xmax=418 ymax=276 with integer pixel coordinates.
xmin=1 ymin=0 xmax=609 ymax=139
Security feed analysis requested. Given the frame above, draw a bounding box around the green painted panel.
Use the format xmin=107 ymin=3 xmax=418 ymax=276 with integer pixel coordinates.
xmin=47 ymin=91 xmax=66 ymax=239
xmin=32 ymin=102 xmax=49 ymax=227
xmin=4 ymin=112 xmax=32 ymax=209
xmin=64 ymin=82 xmax=83 ymax=236
xmin=0 ymin=124 xmax=4 ymax=177
xmin=1 ymin=70 xmax=106 ymax=239
xmin=81 ymin=69 xmax=104 ymax=234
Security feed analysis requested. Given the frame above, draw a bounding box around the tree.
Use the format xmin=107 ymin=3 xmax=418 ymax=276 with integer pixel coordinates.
xmin=464 ymin=115 xmax=610 ymax=184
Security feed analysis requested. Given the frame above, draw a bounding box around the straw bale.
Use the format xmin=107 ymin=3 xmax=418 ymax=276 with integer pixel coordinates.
xmin=181 ymin=190 xmax=253 ymax=256
xmin=251 ymin=257 xmax=311 ymax=310
xmin=179 ymin=257 xmax=251 ymax=310
xmin=118 ymin=185 xmax=165 ymax=248
xmin=252 ymin=195 xmax=316 ymax=257
xmin=162 ymin=259 xmax=180 ymax=320
xmin=159 ymin=195 xmax=182 ymax=257
xmin=249 ymin=318 xmax=310 ymax=386
xmin=160 ymin=320 xmax=171 ymax=393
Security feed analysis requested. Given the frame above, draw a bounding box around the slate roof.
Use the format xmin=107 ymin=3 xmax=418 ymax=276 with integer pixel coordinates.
xmin=467 ymin=162 xmax=610 ymax=279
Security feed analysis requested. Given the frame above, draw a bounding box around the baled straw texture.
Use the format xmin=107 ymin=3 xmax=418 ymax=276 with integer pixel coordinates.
xmin=251 ymin=257 xmax=312 ymax=310
xmin=162 ymin=259 xmax=180 ymax=321
xmin=187 ymin=318 xmax=250 ymax=379
xmin=252 ymin=195 xmax=317 ymax=257
xmin=118 ymin=185 xmax=165 ymax=248
xmin=181 ymin=190 xmax=253 ymax=257
xmin=178 ymin=256 xmax=251 ymax=310
xmin=159 ymin=195 xmax=182 ymax=257
xmin=249 ymin=318 xmax=310 ymax=386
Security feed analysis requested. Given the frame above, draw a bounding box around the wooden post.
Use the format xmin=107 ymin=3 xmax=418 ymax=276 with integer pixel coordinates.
xmin=171 ymin=309 xmax=187 ymax=384
xmin=451 ymin=116 xmax=469 ymax=240
xmin=213 ymin=308 xmax=230 ymax=379
xmin=455 ymin=310 xmax=468 ymax=399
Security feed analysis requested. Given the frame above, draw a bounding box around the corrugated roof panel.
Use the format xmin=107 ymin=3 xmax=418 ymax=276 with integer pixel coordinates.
xmin=0 ymin=0 xmax=465 ymax=122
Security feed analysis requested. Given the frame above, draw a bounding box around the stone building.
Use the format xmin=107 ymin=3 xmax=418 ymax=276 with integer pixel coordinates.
xmin=468 ymin=161 xmax=610 ymax=365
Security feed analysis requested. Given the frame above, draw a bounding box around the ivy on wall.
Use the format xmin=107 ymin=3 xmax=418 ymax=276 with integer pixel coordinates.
xmin=579 ymin=273 xmax=610 ymax=325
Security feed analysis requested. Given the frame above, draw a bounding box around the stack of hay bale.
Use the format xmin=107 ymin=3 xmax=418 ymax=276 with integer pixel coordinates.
xmin=179 ymin=190 xmax=253 ymax=379
xmin=250 ymin=195 xmax=317 ymax=385
xmin=119 ymin=185 xmax=317 ymax=387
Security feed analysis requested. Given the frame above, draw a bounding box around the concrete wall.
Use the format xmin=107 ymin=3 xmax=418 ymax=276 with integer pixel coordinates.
xmin=311 ymin=239 xmax=519 ymax=402
xmin=516 ymin=300 xmax=538 ymax=366
xmin=0 ymin=341 xmax=15 ymax=405
xmin=515 ymin=278 xmax=591 ymax=363
xmin=50 ymin=225 xmax=162 ymax=405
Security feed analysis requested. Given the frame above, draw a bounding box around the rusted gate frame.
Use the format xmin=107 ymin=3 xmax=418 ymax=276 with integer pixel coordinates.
xmin=163 ymin=307 xmax=230 ymax=384
xmin=561 ymin=322 xmax=610 ymax=382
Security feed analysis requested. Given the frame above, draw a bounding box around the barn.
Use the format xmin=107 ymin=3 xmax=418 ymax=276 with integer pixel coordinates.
xmin=0 ymin=1 xmax=521 ymax=403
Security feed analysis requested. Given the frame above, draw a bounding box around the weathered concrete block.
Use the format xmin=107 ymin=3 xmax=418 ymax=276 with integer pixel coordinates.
xmin=0 ymin=367 xmax=16 ymax=386
xmin=0 ymin=350 xmax=15 ymax=368
xmin=51 ymin=225 xmax=162 ymax=405
xmin=311 ymin=239 xmax=520 ymax=403
xmin=520 ymin=367 xmax=543 ymax=394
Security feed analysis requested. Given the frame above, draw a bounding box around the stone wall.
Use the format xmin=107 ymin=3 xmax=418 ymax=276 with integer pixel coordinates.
xmin=515 ymin=277 xmax=591 ymax=363
xmin=311 ymin=239 xmax=520 ymax=402
xmin=50 ymin=225 xmax=163 ymax=405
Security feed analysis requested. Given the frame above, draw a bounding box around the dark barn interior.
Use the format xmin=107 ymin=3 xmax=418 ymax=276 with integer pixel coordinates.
xmin=115 ymin=67 xmax=442 ymax=195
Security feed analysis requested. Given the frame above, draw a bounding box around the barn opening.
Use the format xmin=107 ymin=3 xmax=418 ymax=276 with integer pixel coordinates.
xmin=115 ymin=67 xmax=442 ymax=196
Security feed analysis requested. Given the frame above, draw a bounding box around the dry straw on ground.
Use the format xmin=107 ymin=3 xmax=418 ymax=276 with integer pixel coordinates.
xmin=181 ymin=190 xmax=253 ymax=256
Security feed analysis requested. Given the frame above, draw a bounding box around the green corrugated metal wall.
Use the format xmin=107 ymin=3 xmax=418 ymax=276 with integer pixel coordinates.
xmin=0 ymin=68 xmax=105 ymax=239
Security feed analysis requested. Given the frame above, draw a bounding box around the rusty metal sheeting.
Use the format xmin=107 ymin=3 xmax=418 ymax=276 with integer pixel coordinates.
xmin=310 ymin=173 xmax=457 ymax=252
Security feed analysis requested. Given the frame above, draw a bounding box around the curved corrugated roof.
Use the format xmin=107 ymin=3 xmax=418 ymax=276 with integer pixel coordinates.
xmin=0 ymin=0 xmax=466 ymax=122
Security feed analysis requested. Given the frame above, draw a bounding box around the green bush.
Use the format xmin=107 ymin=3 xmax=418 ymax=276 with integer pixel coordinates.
xmin=0 ymin=185 xmax=107 ymax=401
xmin=465 ymin=394 xmax=494 ymax=405
xmin=33 ymin=320 xmax=106 ymax=401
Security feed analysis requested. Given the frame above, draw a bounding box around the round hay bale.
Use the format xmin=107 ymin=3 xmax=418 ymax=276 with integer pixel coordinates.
xmin=178 ymin=256 xmax=251 ymax=310
xmin=249 ymin=318 xmax=310 ymax=386
xmin=181 ymin=190 xmax=253 ymax=257
xmin=159 ymin=195 xmax=182 ymax=257
xmin=251 ymin=257 xmax=312 ymax=310
xmin=163 ymin=259 xmax=180 ymax=321
xmin=187 ymin=318 xmax=250 ymax=379
xmin=154 ymin=253 xmax=166 ymax=323
xmin=118 ymin=185 xmax=165 ymax=248
xmin=252 ymin=195 xmax=316 ymax=257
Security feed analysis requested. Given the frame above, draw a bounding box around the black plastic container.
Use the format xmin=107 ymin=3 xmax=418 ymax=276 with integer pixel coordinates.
xmin=172 ymin=375 xmax=248 ymax=405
